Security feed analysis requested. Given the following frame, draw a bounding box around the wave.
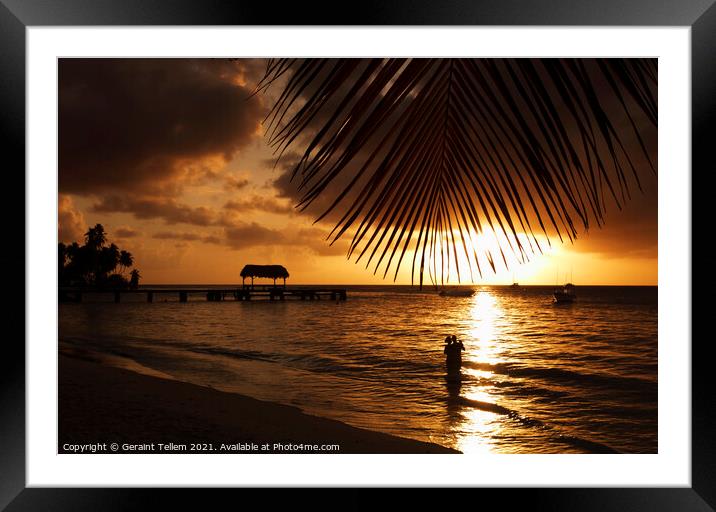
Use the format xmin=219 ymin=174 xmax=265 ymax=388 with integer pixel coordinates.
xmin=551 ymin=435 xmax=619 ymax=454
xmin=455 ymin=396 xmax=542 ymax=425
xmin=463 ymin=360 xmax=655 ymax=392
xmin=184 ymin=345 xmax=439 ymax=382
xmin=454 ymin=395 xmax=618 ymax=453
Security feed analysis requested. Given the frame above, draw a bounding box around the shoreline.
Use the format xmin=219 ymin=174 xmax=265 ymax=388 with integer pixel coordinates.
xmin=59 ymin=354 xmax=459 ymax=454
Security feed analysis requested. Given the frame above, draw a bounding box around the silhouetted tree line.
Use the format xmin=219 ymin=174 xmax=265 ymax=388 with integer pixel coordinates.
xmin=59 ymin=224 xmax=141 ymax=289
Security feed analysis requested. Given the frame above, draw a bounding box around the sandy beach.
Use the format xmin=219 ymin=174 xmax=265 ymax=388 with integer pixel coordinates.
xmin=59 ymin=354 xmax=458 ymax=454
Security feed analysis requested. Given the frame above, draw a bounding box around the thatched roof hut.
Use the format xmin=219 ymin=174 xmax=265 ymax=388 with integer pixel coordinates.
xmin=240 ymin=264 xmax=289 ymax=288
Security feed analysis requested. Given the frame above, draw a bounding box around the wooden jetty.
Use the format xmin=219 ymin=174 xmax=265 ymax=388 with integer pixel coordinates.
xmin=59 ymin=285 xmax=347 ymax=303
xmin=59 ymin=264 xmax=347 ymax=303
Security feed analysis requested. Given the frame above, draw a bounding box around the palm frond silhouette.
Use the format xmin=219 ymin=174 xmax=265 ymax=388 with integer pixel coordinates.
xmin=256 ymin=58 xmax=657 ymax=288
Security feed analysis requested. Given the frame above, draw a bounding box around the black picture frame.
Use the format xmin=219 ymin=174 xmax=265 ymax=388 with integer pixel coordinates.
xmin=1 ymin=0 xmax=710 ymax=509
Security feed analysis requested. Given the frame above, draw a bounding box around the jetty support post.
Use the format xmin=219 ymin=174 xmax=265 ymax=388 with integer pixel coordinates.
xmin=147 ymin=291 xmax=153 ymax=303
xmin=179 ymin=291 xmax=188 ymax=303
xmin=206 ymin=291 xmax=224 ymax=301
xmin=114 ymin=291 xmax=121 ymax=303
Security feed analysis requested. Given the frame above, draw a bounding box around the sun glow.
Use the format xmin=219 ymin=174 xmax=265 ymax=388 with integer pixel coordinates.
xmin=425 ymin=228 xmax=561 ymax=286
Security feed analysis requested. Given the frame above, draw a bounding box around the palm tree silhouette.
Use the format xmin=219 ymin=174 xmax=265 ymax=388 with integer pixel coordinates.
xmin=129 ymin=269 xmax=141 ymax=290
xmin=119 ymin=250 xmax=133 ymax=274
xmin=60 ymin=225 xmax=141 ymax=290
xmin=84 ymin=224 xmax=107 ymax=250
xmin=256 ymin=58 xmax=656 ymax=288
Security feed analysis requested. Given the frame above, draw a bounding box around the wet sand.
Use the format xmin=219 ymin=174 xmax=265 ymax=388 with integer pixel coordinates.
xmin=59 ymin=354 xmax=458 ymax=454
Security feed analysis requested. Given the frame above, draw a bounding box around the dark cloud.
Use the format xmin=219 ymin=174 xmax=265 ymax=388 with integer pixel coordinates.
xmin=269 ymin=152 xmax=302 ymax=199
xmin=224 ymin=222 xmax=282 ymax=249
xmin=93 ymin=195 xmax=217 ymax=226
xmin=223 ymin=222 xmax=347 ymax=256
xmin=59 ymin=58 xmax=267 ymax=197
xmin=203 ymin=235 xmax=223 ymax=245
xmin=145 ymin=222 xmax=344 ymax=256
xmin=292 ymin=228 xmax=348 ymax=256
xmin=114 ymin=226 xmax=141 ymax=238
xmin=224 ymin=176 xmax=251 ymax=190
xmin=224 ymin=196 xmax=295 ymax=215
xmin=268 ymin=150 xmax=375 ymax=227
xmin=153 ymin=231 xmax=221 ymax=244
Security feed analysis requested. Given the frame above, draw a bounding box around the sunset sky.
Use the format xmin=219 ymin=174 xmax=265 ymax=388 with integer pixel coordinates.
xmin=58 ymin=59 xmax=657 ymax=286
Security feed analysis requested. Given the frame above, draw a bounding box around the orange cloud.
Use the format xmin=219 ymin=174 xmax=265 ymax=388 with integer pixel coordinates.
xmin=58 ymin=194 xmax=86 ymax=244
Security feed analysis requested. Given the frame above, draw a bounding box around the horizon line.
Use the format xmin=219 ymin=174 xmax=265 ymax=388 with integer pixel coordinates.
xmin=137 ymin=282 xmax=658 ymax=287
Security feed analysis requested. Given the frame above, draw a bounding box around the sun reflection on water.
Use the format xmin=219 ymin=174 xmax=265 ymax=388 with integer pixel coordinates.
xmin=456 ymin=408 xmax=498 ymax=454
xmin=454 ymin=290 xmax=507 ymax=453
xmin=467 ymin=290 xmax=504 ymax=365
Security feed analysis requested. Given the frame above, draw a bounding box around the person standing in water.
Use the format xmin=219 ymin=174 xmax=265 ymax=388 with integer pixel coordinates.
xmin=444 ymin=335 xmax=464 ymax=376
xmin=443 ymin=335 xmax=453 ymax=353
xmin=452 ymin=335 xmax=465 ymax=359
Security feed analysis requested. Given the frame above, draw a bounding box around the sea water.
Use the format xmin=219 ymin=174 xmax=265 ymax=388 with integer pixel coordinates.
xmin=59 ymin=285 xmax=657 ymax=453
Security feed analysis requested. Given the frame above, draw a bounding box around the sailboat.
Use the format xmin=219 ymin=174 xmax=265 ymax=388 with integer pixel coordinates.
xmin=510 ymin=272 xmax=519 ymax=288
xmin=438 ymin=287 xmax=475 ymax=297
xmin=439 ymin=288 xmax=475 ymax=297
xmin=553 ymin=270 xmax=576 ymax=304
xmin=553 ymin=283 xmax=576 ymax=304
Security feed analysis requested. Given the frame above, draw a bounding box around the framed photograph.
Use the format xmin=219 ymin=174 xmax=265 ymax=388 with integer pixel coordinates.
xmin=3 ymin=0 xmax=710 ymax=508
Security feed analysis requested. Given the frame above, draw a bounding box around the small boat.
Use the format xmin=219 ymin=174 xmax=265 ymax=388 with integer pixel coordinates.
xmin=511 ymin=282 xmax=520 ymax=288
xmin=439 ymin=288 xmax=475 ymax=297
xmin=553 ymin=283 xmax=576 ymax=304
